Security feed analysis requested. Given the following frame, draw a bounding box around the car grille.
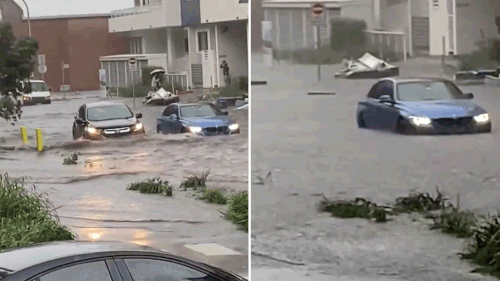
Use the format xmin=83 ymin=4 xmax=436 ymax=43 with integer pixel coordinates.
xmin=102 ymin=127 xmax=132 ymax=137
xmin=434 ymin=117 xmax=473 ymax=129
xmin=31 ymin=97 xmax=47 ymax=103
xmin=203 ymin=126 xmax=229 ymax=135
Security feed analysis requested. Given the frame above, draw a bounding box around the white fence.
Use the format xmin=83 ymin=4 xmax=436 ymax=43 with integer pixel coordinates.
xmin=164 ymin=74 xmax=188 ymax=91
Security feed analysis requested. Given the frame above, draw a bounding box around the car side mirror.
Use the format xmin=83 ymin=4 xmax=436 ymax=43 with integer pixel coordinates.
xmin=379 ymin=95 xmax=395 ymax=104
xmin=74 ymin=115 xmax=77 ymax=120
xmin=136 ymin=113 xmax=143 ymax=119
xmin=49 ymin=88 xmax=52 ymax=92
xmin=223 ymin=111 xmax=229 ymax=116
xmin=75 ymin=118 xmax=84 ymax=124
xmin=465 ymin=93 xmax=474 ymax=99
xmin=169 ymin=114 xmax=178 ymax=120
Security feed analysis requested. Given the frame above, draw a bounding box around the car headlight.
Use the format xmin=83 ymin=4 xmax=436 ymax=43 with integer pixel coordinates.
xmin=86 ymin=126 xmax=100 ymax=134
xmin=410 ymin=116 xmax=432 ymax=126
xmin=23 ymin=96 xmax=30 ymax=100
xmin=45 ymin=96 xmax=51 ymax=100
xmin=189 ymin=126 xmax=202 ymax=133
xmin=229 ymin=124 xmax=239 ymax=131
xmin=134 ymin=122 xmax=143 ymax=131
xmin=474 ymin=113 xmax=489 ymax=123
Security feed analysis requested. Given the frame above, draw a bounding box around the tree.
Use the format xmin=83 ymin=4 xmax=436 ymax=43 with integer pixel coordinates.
xmin=0 ymin=22 xmax=39 ymax=123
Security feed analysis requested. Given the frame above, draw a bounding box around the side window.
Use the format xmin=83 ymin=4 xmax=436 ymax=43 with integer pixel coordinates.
xmin=123 ymin=258 xmax=216 ymax=281
xmin=78 ymin=106 xmax=85 ymax=119
xmin=384 ymin=81 xmax=395 ymax=99
xmin=38 ymin=260 xmax=112 ymax=281
xmin=162 ymin=105 xmax=175 ymax=116
xmin=367 ymin=82 xmax=383 ymax=99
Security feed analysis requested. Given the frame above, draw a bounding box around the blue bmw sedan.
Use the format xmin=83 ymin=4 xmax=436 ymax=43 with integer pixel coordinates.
xmin=356 ymin=78 xmax=492 ymax=134
xmin=156 ymin=102 xmax=240 ymax=136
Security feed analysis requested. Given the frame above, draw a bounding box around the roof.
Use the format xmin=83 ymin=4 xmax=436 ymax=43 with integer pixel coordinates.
xmin=24 ymin=13 xmax=111 ymax=21
xmin=85 ymin=101 xmax=126 ymax=108
xmin=381 ymin=77 xmax=451 ymax=84
xmin=0 ymin=241 xmax=158 ymax=271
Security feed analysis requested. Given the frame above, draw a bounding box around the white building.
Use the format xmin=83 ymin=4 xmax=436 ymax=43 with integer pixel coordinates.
xmin=262 ymin=0 xmax=500 ymax=58
xmin=100 ymin=0 xmax=248 ymax=90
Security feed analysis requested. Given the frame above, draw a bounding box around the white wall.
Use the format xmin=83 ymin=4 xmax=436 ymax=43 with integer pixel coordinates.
xmin=144 ymin=28 xmax=169 ymax=54
xmin=456 ymin=0 xmax=500 ymax=55
xmin=163 ymin=0 xmax=182 ymax=26
xmin=216 ymin=20 xmax=248 ymax=86
xmin=200 ymin=0 xmax=248 ymax=23
xmin=341 ymin=0 xmax=375 ymax=30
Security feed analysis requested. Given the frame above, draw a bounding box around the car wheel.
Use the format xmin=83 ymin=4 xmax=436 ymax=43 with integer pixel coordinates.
xmin=180 ymin=127 xmax=187 ymax=134
xmin=157 ymin=126 xmax=161 ymax=134
xmin=357 ymin=113 xmax=367 ymax=128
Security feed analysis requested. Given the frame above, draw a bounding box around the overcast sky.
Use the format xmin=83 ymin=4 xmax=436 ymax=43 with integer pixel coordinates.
xmin=13 ymin=0 xmax=132 ymax=17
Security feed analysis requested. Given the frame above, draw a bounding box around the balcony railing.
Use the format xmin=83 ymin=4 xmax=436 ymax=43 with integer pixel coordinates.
xmin=111 ymin=2 xmax=162 ymax=18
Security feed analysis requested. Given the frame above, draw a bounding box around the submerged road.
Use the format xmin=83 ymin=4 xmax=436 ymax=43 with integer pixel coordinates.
xmin=251 ymin=53 xmax=500 ymax=280
xmin=0 ymin=93 xmax=248 ymax=276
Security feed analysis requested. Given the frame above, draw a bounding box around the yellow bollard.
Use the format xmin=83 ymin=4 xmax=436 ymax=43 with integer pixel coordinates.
xmin=36 ymin=128 xmax=43 ymax=152
xmin=20 ymin=126 xmax=28 ymax=144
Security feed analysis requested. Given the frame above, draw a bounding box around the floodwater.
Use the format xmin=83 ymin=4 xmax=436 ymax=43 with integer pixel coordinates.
xmin=0 ymin=93 xmax=248 ymax=275
xmin=251 ymin=53 xmax=500 ymax=280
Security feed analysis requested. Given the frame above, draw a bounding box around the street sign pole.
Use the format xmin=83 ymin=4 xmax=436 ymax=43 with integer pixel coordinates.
xmin=62 ymin=61 xmax=65 ymax=100
xmin=129 ymin=57 xmax=137 ymax=108
xmin=132 ymin=71 xmax=136 ymax=108
xmin=311 ymin=2 xmax=324 ymax=82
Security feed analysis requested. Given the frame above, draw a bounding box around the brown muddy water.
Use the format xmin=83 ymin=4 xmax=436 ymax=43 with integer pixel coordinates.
xmin=0 ymin=95 xmax=248 ymax=274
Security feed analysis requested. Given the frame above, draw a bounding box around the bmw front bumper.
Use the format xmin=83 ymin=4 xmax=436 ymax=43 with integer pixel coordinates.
xmin=403 ymin=117 xmax=491 ymax=134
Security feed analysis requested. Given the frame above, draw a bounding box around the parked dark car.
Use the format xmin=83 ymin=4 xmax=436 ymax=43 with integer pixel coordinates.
xmin=0 ymin=241 xmax=247 ymax=281
xmin=156 ymin=103 xmax=240 ymax=136
xmin=356 ymin=78 xmax=492 ymax=134
xmin=73 ymin=101 xmax=145 ymax=140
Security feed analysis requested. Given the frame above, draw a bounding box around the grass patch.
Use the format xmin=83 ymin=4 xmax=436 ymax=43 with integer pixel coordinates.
xmin=0 ymin=173 xmax=76 ymax=250
xmin=180 ymin=171 xmax=210 ymax=190
xmin=218 ymin=76 xmax=248 ymax=98
xmin=224 ymin=191 xmax=248 ymax=232
xmin=318 ymin=196 xmax=389 ymax=222
xmin=63 ymin=152 xmax=80 ymax=165
xmin=198 ymin=188 xmax=227 ymax=205
xmin=127 ymin=178 xmax=173 ymax=196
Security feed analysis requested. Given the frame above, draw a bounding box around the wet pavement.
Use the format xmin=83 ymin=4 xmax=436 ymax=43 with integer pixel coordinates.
xmin=0 ymin=92 xmax=248 ymax=276
xmin=251 ymin=53 xmax=500 ymax=280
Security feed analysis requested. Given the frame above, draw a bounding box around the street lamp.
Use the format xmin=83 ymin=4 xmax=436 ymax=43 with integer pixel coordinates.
xmin=20 ymin=0 xmax=31 ymax=37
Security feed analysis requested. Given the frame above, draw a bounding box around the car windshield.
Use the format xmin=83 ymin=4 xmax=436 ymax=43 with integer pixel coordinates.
xmin=397 ymin=81 xmax=465 ymax=101
xmin=180 ymin=104 xmax=222 ymax=118
xmin=30 ymin=82 xmax=49 ymax=92
xmin=87 ymin=105 xmax=133 ymax=121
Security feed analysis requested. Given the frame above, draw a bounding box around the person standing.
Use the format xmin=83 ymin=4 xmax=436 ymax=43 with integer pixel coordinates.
xmin=221 ymin=60 xmax=231 ymax=85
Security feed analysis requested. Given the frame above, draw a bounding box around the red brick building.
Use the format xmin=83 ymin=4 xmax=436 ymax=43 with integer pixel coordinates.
xmin=1 ymin=1 xmax=127 ymax=92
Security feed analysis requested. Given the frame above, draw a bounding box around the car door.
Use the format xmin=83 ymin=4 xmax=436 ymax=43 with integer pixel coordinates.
xmin=375 ymin=81 xmax=400 ymax=129
xmin=170 ymin=105 xmax=184 ymax=133
xmin=363 ymin=82 xmax=385 ymax=127
xmin=74 ymin=105 xmax=86 ymax=138
xmin=158 ymin=105 xmax=176 ymax=134
xmin=31 ymin=259 xmax=121 ymax=281
xmin=114 ymin=257 xmax=220 ymax=281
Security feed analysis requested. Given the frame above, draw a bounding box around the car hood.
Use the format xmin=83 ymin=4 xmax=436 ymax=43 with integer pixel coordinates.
xmin=88 ymin=118 xmax=137 ymax=128
xmin=181 ymin=115 xmax=234 ymax=127
xmin=397 ymin=100 xmax=486 ymax=118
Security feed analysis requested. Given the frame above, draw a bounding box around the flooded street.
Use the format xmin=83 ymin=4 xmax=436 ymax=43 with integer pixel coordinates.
xmin=0 ymin=93 xmax=248 ymax=275
xmin=251 ymin=54 xmax=500 ymax=280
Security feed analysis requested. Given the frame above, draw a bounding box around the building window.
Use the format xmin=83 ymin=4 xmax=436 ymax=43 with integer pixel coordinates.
xmin=197 ymin=31 xmax=209 ymax=52
xmin=142 ymin=0 xmax=150 ymax=5
xmin=130 ymin=37 xmax=143 ymax=54
xmin=239 ymin=0 xmax=248 ymax=3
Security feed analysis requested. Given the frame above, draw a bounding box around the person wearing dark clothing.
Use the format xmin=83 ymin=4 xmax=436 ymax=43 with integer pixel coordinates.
xmin=221 ymin=60 xmax=231 ymax=85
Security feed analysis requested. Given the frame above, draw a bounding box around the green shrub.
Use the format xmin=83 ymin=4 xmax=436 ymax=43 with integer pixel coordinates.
xmin=0 ymin=173 xmax=76 ymax=250
xmin=127 ymin=178 xmax=173 ymax=196
xmin=226 ymin=191 xmax=248 ymax=232
xmin=437 ymin=210 xmax=476 ymax=238
xmin=199 ymin=188 xmax=227 ymax=205
xmin=218 ymin=76 xmax=248 ymax=97
xmin=117 ymin=83 xmax=151 ymax=98
xmin=180 ymin=171 xmax=210 ymax=190
xmin=330 ymin=18 xmax=367 ymax=56
xmin=458 ymin=38 xmax=500 ymax=71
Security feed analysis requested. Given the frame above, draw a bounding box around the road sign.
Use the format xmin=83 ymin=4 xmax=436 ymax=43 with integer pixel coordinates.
xmin=311 ymin=2 xmax=324 ymax=17
xmin=129 ymin=57 xmax=137 ymax=70
xmin=63 ymin=64 xmax=70 ymax=69
xmin=38 ymin=64 xmax=47 ymax=74
xmin=38 ymin=54 xmax=46 ymax=65
xmin=60 ymin=85 xmax=70 ymax=92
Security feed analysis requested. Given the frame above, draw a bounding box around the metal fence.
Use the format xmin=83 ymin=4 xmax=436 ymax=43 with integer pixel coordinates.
xmin=111 ymin=2 xmax=162 ymax=18
xmin=164 ymin=74 xmax=188 ymax=91
xmin=364 ymin=30 xmax=407 ymax=62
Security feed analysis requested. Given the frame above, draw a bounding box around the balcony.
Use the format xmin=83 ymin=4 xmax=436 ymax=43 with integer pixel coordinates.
xmin=109 ymin=1 xmax=182 ymax=33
